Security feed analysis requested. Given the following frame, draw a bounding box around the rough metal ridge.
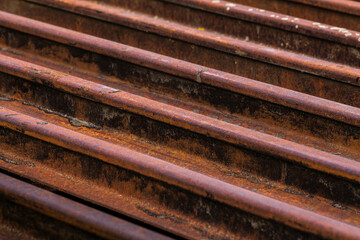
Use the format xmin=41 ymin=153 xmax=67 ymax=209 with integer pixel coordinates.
xmin=0 ymin=0 xmax=359 ymax=239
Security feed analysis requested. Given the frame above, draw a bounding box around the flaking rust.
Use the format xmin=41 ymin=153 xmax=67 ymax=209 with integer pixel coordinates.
xmin=0 ymin=0 xmax=359 ymax=239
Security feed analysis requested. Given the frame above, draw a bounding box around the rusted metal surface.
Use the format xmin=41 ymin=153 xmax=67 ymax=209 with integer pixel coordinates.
xmin=0 ymin=172 xmax=172 ymax=240
xmin=0 ymin=0 xmax=359 ymax=239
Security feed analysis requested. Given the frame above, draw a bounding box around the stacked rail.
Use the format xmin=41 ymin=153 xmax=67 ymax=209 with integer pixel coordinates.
xmin=0 ymin=0 xmax=359 ymax=239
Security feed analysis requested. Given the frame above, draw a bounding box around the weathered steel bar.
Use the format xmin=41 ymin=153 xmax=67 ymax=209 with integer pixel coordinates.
xmin=0 ymin=172 xmax=173 ymax=240
xmin=0 ymin=106 xmax=360 ymax=240
xmin=1 ymin=1 xmax=360 ymax=109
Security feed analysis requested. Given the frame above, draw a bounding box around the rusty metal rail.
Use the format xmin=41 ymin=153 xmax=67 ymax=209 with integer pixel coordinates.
xmin=0 ymin=172 xmax=173 ymax=240
xmin=0 ymin=0 xmax=359 ymax=239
